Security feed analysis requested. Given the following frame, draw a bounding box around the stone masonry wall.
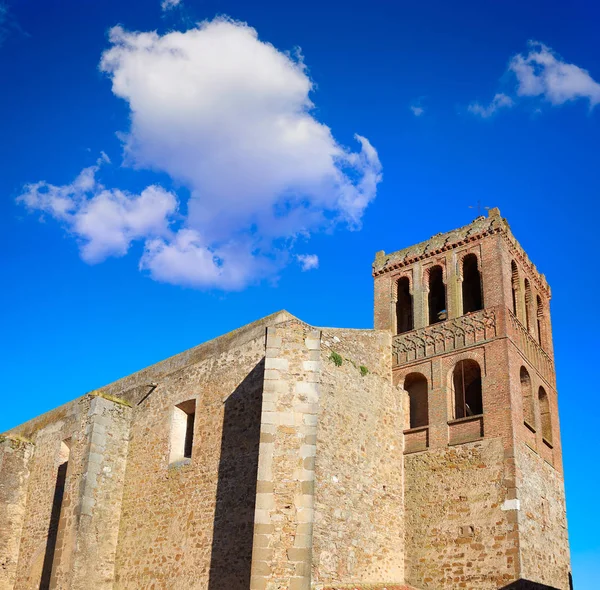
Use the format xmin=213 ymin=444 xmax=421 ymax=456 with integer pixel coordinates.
xmin=12 ymin=396 xmax=91 ymax=590
xmin=404 ymin=438 xmax=519 ymax=589
xmin=0 ymin=436 xmax=34 ymax=590
xmin=249 ymin=320 xmax=321 ymax=590
xmin=312 ymin=328 xmax=405 ymax=588
xmin=112 ymin=330 xmax=266 ymax=590
xmin=69 ymin=396 xmax=131 ymax=589
xmin=515 ymin=442 xmax=570 ymax=589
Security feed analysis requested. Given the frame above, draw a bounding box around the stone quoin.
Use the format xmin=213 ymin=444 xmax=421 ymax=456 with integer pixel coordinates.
xmin=0 ymin=208 xmax=571 ymax=590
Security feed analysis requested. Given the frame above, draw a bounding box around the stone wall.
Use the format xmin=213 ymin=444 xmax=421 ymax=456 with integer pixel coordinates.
xmin=70 ymin=396 xmax=131 ymax=589
xmin=404 ymin=438 xmax=519 ymax=589
xmin=249 ymin=319 xmax=322 ymax=590
xmin=312 ymin=328 xmax=405 ymax=588
xmin=0 ymin=436 xmax=34 ymax=590
xmin=12 ymin=396 xmax=91 ymax=590
xmin=515 ymin=442 xmax=570 ymax=589
xmin=112 ymin=327 xmax=267 ymax=590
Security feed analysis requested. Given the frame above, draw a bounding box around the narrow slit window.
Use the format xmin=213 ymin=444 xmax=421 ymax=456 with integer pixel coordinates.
xmin=524 ymin=279 xmax=532 ymax=332
xmin=404 ymin=373 xmax=428 ymax=429
xmin=396 ymin=277 xmax=414 ymax=334
xmin=462 ymin=254 xmax=483 ymax=314
xmin=511 ymin=260 xmax=519 ymax=316
xmin=539 ymin=387 xmax=552 ymax=444
xmin=40 ymin=439 xmax=70 ymax=590
xmin=452 ymin=360 xmax=483 ymax=419
xmin=428 ymin=265 xmax=447 ymax=325
xmin=520 ymin=367 xmax=534 ymax=427
xmin=170 ymin=399 xmax=196 ymax=464
xmin=536 ymin=295 xmax=544 ymax=347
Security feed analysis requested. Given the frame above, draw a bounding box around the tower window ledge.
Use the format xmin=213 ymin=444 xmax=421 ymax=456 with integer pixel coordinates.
xmin=403 ymin=425 xmax=429 ymax=435
xmin=542 ymin=437 xmax=554 ymax=449
xmin=447 ymin=413 xmax=484 ymax=426
xmin=524 ymin=420 xmax=536 ymax=433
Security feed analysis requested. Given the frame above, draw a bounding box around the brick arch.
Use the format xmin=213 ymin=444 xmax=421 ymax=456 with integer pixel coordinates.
xmin=423 ymin=260 xmax=448 ymax=288
xmin=403 ymin=372 xmax=429 ymax=430
xmin=424 ymin=263 xmax=447 ymax=325
xmin=457 ymin=250 xmax=481 ymax=280
xmin=447 ymin=358 xmax=483 ymax=420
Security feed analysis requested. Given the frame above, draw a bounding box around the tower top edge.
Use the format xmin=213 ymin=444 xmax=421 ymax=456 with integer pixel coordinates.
xmin=372 ymin=207 xmax=550 ymax=295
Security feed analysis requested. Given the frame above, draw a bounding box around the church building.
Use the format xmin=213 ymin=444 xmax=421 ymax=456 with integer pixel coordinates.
xmin=0 ymin=208 xmax=571 ymax=590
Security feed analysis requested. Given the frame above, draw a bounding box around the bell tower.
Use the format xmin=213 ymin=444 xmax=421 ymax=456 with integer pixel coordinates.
xmin=373 ymin=208 xmax=571 ymax=589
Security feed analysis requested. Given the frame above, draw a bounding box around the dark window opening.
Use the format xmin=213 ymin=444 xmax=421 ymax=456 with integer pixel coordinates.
xmin=185 ymin=411 xmax=195 ymax=458
xmin=40 ymin=440 xmax=70 ymax=590
xmin=453 ymin=360 xmax=483 ymax=419
xmin=170 ymin=399 xmax=196 ymax=463
xmin=520 ymin=367 xmax=534 ymax=426
xmin=396 ymin=277 xmax=414 ymax=334
xmin=536 ymin=295 xmax=544 ymax=347
xmin=404 ymin=373 xmax=428 ymax=429
xmin=524 ymin=279 xmax=532 ymax=332
xmin=511 ymin=260 xmax=519 ymax=316
xmin=539 ymin=387 xmax=552 ymax=443
xmin=428 ymin=265 xmax=447 ymax=325
xmin=462 ymin=254 xmax=483 ymax=314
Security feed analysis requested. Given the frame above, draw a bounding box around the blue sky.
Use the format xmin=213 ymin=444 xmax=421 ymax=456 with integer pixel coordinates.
xmin=1 ymin=0 xmax=599 ymax=585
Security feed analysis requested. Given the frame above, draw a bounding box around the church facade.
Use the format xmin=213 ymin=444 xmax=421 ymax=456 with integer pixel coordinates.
xmin=0 ymin=208 xmax=571 ymax=590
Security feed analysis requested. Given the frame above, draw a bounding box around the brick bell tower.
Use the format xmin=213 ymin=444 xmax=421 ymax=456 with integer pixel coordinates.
xmin=373 ymin=208 xmax=571 ymax=590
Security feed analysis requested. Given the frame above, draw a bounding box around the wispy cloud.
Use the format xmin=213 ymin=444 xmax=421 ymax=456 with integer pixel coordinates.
xmin=17 ymin=154 xmax=178 ymax=264
xmin=161 ymin=0 xmax=182 ymax=11
xmin=18 ymin=18 xmax=382 ymax=290
xmin=470 ymin=41 xmax=600 ymax=117
xmin=297 ymin=254 xmax=319 ymax=271
xmin=468 ymin=93 xmax=514 ymax=118
xmin=410 ymin=105 xmax=425 ymax=117
xmin=0 ymin=1 xmax=27 ymax=46
xmin=510 ymin=41 xmax=600 ymax=108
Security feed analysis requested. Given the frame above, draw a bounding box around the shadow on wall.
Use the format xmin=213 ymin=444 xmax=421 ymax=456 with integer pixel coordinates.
xmin=208 ymin=359 xmax=265 ymax=590
xmin=39 ymin=461 xmax=68 ymax=590
xmin=500 ymin=580 xmax=566 ymax=590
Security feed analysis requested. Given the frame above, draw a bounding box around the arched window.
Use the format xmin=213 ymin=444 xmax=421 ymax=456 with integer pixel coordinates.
xmin=452 ymin=360 xmax=483 ymax=419
xmin=539 ymin=387 xmax=552 ymax=443
xmin=428 ymin=265 xmax=447 ymax=325
xmin=536 ymin=295 xmax=544 ymax=347
xmin=396 ymin=277 xmax=413 ymax=334
xmin=462 ymin=254 xmax=483 ymax=314
xmin=524 ymin=279 xmax=532 ymax=332
xmin=404 ymin=373 xmax=428 ymax=428
xmin=520 ymin=367 xmax=534 ymax=427
xmin=511 ymin=260 xmax=519 ymax=316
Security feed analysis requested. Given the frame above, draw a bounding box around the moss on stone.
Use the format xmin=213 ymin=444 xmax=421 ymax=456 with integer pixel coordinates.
xmin=329 ymin=351 xmax=343 ymax=366
xmin=88 ymin=390 xmax=132 ymax=408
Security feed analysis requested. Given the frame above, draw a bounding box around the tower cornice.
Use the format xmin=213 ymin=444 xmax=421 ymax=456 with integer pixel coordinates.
xmin=372 ymin=208 xmax=551 ymax=297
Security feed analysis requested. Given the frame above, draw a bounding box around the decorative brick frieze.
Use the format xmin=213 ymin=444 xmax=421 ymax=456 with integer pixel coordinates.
xmin=507 ymin=310 xmax=555 ymax=387
xmin=392 ymin=307 xmax=497 ymax=366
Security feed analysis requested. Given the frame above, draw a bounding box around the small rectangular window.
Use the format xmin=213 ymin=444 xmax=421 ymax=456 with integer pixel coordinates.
xmin=170 ymin=399 xmax=196 ymax=464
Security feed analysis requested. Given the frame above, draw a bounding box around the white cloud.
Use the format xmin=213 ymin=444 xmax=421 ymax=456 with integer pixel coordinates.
xmin=410 ymin=105 xmax=424 ymax=117
xmin=17 ymin=156 xmax=178 ymax=263
xmin=509 ymin=41 xmax=600 ymax=107
xmin=470 ymin=42 xmax=600 ymax=117
xmin=468 ymin=93 xmax=514 ymax=118
xmin=19 ymin=18 xmax=381 ymax=289
xmin=161 ymin=0 xmax=182 ymax=11
xmin=297 ymin=254 xmax=319 ymax=271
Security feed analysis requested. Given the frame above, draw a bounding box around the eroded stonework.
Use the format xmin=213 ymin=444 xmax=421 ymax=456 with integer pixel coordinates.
xmin=1 ymin=210 xmax=571 ymax=590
